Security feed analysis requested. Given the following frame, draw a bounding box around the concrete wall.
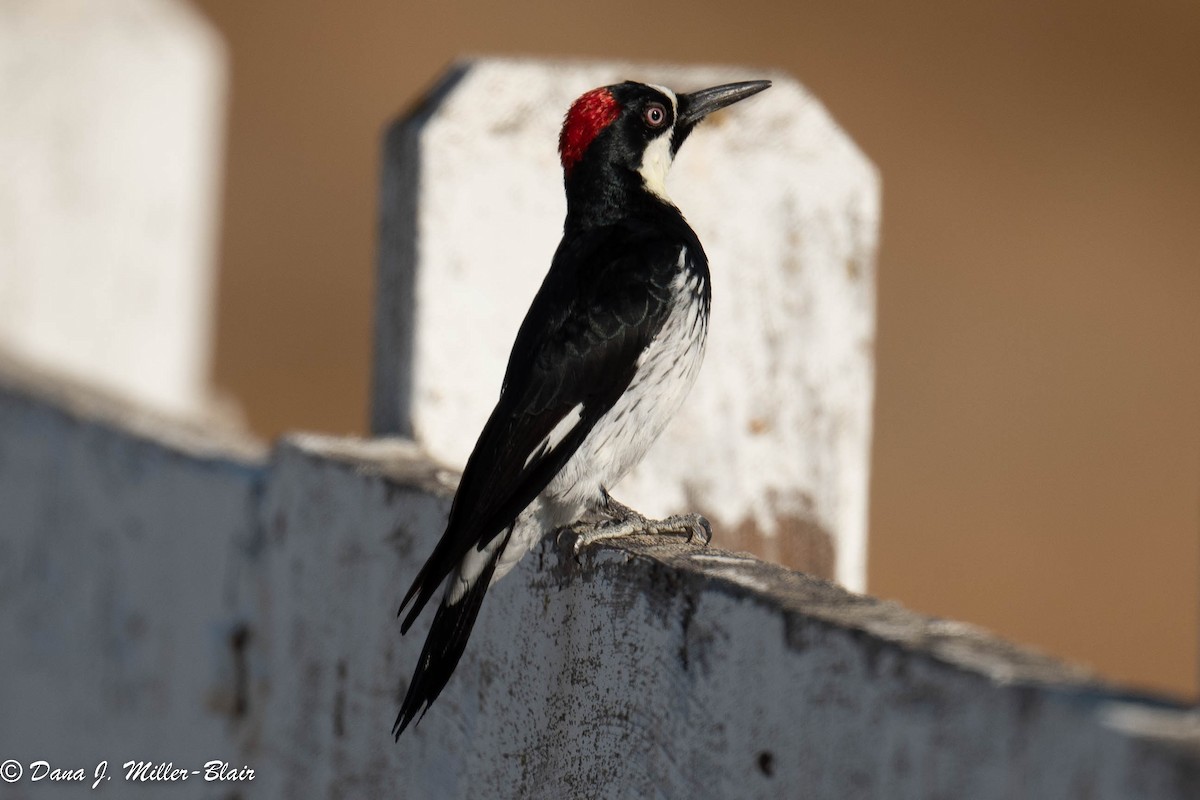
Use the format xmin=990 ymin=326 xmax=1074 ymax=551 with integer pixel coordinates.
xmin=1 ymin=360 xmax=1196 ymax=799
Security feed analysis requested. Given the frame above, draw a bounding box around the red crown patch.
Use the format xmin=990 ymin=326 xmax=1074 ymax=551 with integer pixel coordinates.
xmin=558 ymin=88 xmax=620 ymax=176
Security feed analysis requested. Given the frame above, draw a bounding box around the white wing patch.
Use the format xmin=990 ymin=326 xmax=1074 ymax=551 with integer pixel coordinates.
xmin=445 ymin=532 xmax=504 ymax=605
xmin=524 ymin=402 xmax=585 ymax=469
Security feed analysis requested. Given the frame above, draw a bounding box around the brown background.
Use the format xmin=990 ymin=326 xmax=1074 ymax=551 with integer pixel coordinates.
xmin=192 ymin=0 xmax=1199 ymax=699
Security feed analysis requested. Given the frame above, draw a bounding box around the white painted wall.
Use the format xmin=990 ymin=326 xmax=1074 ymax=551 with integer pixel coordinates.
xmin=0 ymin=0 xmax=225 ymax=418
xmin=0 ymin=364 xmax=262 ymax=800
xmin=1 ymin=367 xmax=1196 ymax=799
xmin=373 ymin=59 xmax=879 ymax=591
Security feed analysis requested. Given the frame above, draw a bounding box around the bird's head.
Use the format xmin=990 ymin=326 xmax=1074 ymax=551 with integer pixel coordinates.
xmin=558 ymin=79 xmax=771 ymax=206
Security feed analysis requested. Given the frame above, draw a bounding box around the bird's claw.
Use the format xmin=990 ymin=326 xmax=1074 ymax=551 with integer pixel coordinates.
xmin=688 ymin=515 xmax=713 ymax=547
xmin=555 ymin=526 xmax=587 ymax=559
xmin=660 ymin=513 xmax=711 ymax=546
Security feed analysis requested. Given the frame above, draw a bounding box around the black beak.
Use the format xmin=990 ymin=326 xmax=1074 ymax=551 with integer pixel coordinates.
xmin=677 ymin=80 xmax=772 ymax=127
xmin=672 ymin=79 xmax=771 ymax=153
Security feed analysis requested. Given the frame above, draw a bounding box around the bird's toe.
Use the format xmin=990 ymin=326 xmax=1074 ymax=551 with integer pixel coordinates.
xmin=689 ymin=515 xmax=713 ymax=547
xmin=555 ymin=527 xmax=583 ymax=558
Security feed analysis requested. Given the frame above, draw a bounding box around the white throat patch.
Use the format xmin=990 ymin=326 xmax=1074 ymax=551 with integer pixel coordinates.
xmin=638 ymin=85 xmax=679 ymax=202
xmin=638 ymin=131 xmax=675 ymax=201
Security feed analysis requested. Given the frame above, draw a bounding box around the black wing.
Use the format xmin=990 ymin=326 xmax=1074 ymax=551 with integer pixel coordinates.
xmin=397 ymin=225 xmax=684 ymax=632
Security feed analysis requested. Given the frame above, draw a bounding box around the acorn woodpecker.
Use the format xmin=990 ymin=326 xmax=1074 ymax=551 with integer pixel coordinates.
xmin=394 ymin=78 xmax=771 ymax=738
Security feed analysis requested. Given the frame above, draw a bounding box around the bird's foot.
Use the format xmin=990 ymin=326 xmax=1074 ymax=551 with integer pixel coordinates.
xmin=564 ymin=490 xmax=712 ymax=555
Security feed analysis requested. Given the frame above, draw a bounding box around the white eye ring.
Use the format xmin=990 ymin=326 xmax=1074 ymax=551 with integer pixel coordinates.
xmin=644 ymin=103 xmax=667 ymax=128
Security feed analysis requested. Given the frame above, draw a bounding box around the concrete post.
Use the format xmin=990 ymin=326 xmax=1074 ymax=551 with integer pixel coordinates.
xmin=372 ymin=59 xmax=879 ymax=590
xmin=0 ymin=0 xmax=226 ymax=418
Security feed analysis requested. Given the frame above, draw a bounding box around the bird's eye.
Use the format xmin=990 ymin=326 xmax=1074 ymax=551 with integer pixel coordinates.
xmin=644 ymin=103 xmax=667 ymax=128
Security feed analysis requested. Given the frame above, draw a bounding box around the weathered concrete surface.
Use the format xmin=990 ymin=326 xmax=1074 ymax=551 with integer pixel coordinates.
xmin=373 ymin=59 xmax=878 ymax=590
xmin=265 ymin=436 xmax=1200 ymax=800
xmin=247 ymin=435 xmax=456 ymax=799
xmin=0 ymin=0 xmax=226 ymax=417
xmin=2 ymin=365 xmax=1198 ymax=799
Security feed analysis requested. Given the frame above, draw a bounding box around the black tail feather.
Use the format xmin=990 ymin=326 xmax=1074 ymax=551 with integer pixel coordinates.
xmin=398 ymin=562 xmax=440 ymax=635
xmin=393 ymin=530 xmax=511 ymax=739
